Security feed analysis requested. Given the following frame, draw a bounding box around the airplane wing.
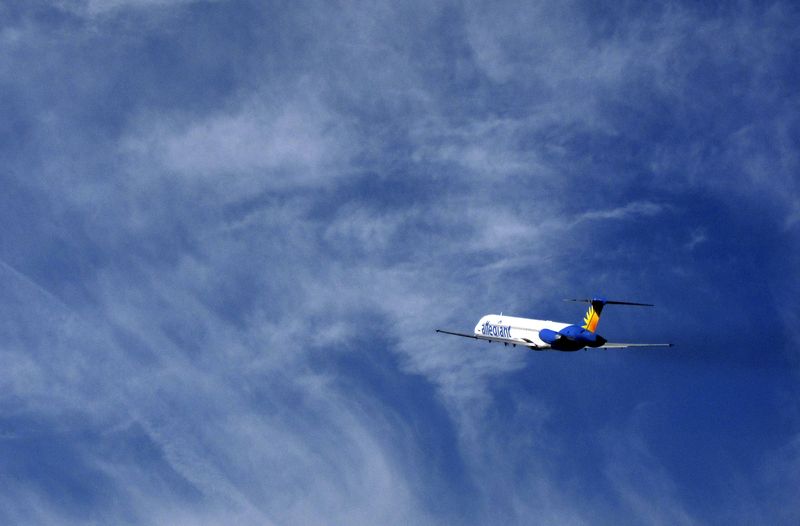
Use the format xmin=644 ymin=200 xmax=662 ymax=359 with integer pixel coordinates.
xmin=435 ymin=330 xmax=670 ymax=351
xmin=598 ymin=342 xmax=673 ymax=349
xmin=435 ymin=329 xmax=545 ymax=349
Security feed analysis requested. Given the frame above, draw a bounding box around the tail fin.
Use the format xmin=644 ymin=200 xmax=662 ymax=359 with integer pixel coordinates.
xmin=565 ymin=297 xmax=654 ymax=333
xmin=582 ymin=300 xmax=604 ymax=332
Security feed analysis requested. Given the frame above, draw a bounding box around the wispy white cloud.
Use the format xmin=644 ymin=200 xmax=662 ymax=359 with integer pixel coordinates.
xmin=121 ymin=90 xmax=357 ymax=199
xmin=575 ymin=201 xmax=666 ymax=223
xmin=409 ymin=116 xmax=551 ymax=179
xmin=684 ymin=228 xmax=707 ymax=251
xmin=1 ymin=247 xmax=438 ymax=524
xmin=57 ymin=0 xmax=223 ymax=16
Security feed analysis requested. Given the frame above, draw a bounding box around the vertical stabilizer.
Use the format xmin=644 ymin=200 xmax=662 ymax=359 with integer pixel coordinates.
xmin=565 ymin=297 xmax=654 ymax=333
xmin=582 ymin=299 xmax=605 ymax=332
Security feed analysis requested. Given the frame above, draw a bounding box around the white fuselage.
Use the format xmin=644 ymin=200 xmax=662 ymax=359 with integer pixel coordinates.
xmin=473 ymin=314 xmax=570 ymax=348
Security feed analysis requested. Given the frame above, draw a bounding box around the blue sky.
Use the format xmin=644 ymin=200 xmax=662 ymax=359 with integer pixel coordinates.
xmin=1 ymin=1 xmax=798 ymax=524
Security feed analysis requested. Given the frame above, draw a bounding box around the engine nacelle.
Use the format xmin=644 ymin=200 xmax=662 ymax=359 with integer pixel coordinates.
xmin=538 ymin=328 xmax=561 ymax=345
xmin=540 ymin=325 xmax=607 ymax=350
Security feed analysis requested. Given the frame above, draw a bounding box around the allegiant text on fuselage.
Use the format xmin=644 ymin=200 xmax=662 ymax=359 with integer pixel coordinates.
xmin=481 ymin=322 xmax=511 ymax=338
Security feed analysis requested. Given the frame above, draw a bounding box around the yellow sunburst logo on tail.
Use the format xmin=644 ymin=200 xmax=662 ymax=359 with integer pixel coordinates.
xmin=583 ymin=306 xmax=600 ymax=332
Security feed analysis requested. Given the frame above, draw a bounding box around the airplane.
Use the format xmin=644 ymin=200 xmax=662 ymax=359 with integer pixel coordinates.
xmin=435 ymin=297 xmax=672 ymax=352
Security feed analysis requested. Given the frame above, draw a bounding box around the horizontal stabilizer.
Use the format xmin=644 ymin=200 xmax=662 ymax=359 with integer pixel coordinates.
xmin=564 ymin=298 xmax=654 ymax=307
xmin=599 ymin=342 xmax=673 ymax=349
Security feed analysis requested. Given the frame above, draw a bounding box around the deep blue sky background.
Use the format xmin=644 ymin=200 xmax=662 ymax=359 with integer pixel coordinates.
xmin=1 ymin=1 xmax=799 ymax=524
